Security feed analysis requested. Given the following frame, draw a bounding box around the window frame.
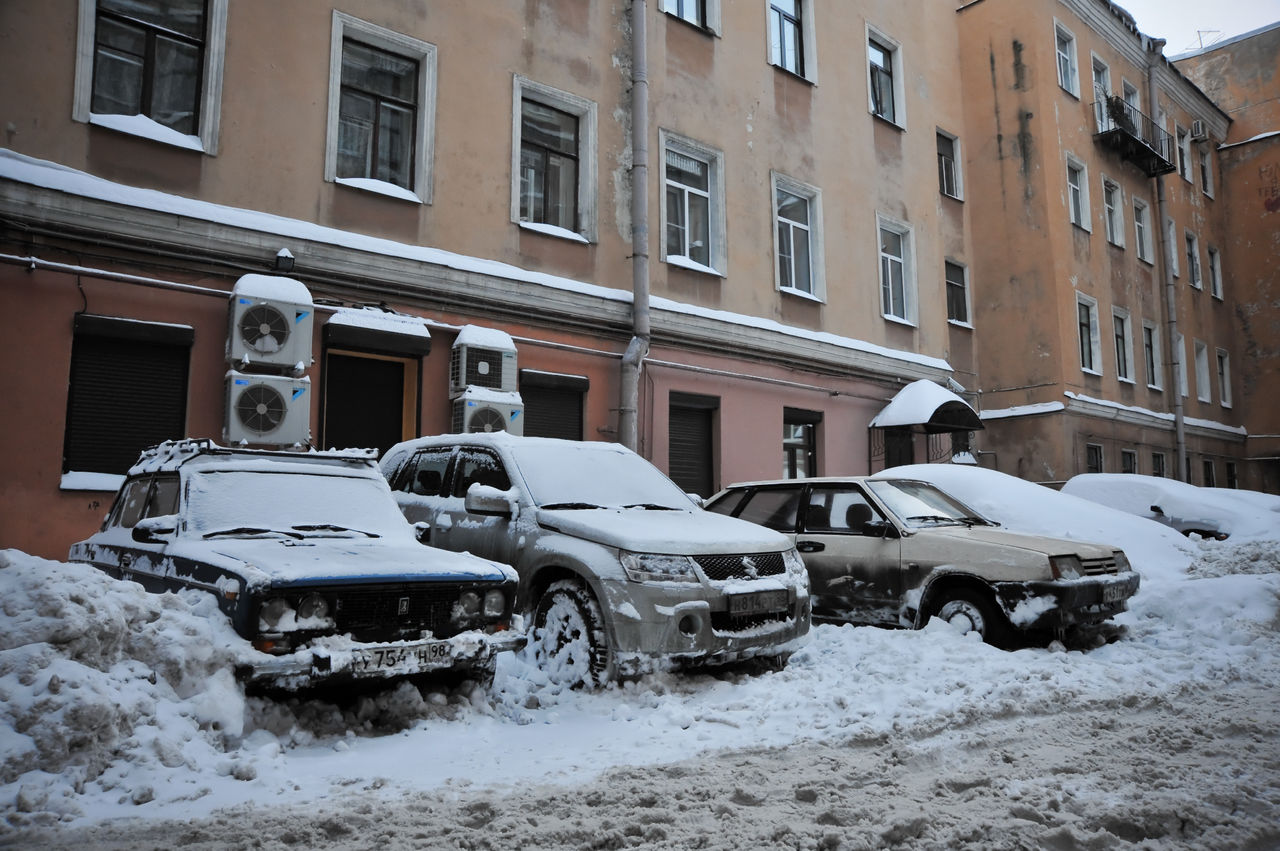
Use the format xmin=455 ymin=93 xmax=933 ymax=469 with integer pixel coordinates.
xmin=1151 ymin=452 xmax=1166 ymax=478
xmin=1166 ymin=217 xmax=1179 ymax=277
xmin=937 ymin=130 xmax=962 ymax=200
xmin=1216 ymin=348 xmax=1232 ymax=408
xmin=1112 ymin=307 xmax=1134 ymax=383
xmin=660 ymin=130 xmax=726 ymax=276
xmin=1175 ymin=332 xmax=1188 ymax=398
xmin=1207 ymin=246 xmax=1223 ymax=299
xmin=1202 ymin=459 xmax=1216 ymax=488
xmin=1133 ymin=198 xmax=1153 ymax=264
xmin=1142 ymin=319 xmax=1163 ymax=390
xmin=767 ymin=0 xmax=817 ymax=82
xmin=1090 ymin=54 xmax=1111 ymax=131
xmin=877 ymin=213 xmax=916 ymax=326
xmin=944 ymin=259 xmax=971 ymax=327
xmin=1185 ymin=230 xmax=1202 ymax=289
xmin=1102 ymin=176 xmax=1123 ymax=246
xmin=771 ymin=172 xmax=825 ymax=300
xmin=1176 ymin=126 xmax=1192 ymax=182
xmin=1086 ymin=443 xmax=1104 ymax=474
xmin=866 ymin=26 xmax=906 ymax=128
xmin=1066 ymin=155 xmax=1090 ymax=231
xmin=1194 ymin=339 xmax=1211 ymax=403
xmin=1198 ymin=146 xmax=1214 ymax=197
xmin=510 ymin=76 xmax=598 ymax=243
xmin=663 ymin=0 xmax=722 ymax=33
xmin=1076 ymin=292 xmax=1101 ymax=376
xmin=1054 ymin=21 xmax=1080 ymax=97
xmin=73 ymin=0 xmax=229 ymax=154
xmin=782 ymin=408 xmax=821 ymax=479
xmin=1121 ymin=449 xmax=1137 ymax=474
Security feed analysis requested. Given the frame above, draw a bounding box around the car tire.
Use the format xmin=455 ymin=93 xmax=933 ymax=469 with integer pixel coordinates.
xmin=928 ymin=588 xmax=1008 ymax=646
xmin=532 ymin=579 xmax=614 ymax=689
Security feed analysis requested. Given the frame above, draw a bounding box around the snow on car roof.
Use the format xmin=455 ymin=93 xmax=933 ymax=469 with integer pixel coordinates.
xmin=128 ymin=440 xmax=379 ymax=476
xmin=1063 ymin=473 xmax=1280 ymax=540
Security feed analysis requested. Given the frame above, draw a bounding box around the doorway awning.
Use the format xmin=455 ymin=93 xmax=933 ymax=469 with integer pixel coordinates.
xmin=323 ymin=306 xmax=432 ymax=357
xmin=869 ymin=379 xmax=983 ymax=433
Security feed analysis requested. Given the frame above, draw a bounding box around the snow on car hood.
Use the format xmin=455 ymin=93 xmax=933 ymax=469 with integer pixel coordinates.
xmin=923 ymin=525 xmax=1120 ymax=559
xmin=536 ymin=507 xmax=790 ymax=555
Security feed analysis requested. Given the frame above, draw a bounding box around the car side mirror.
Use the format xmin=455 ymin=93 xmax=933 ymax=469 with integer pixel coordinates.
xmin=863 ymin=519 xmax=896 ymax=539
xmin=132 ymin=514 xmax=178 ymax=543
xmin=465 ymin=484 xmax=516 ymax=518
xmin=412 ymin=521 xmax=431 ymax=544
xmin=686 ymin=493 xmax=705 ymax=508
xmin=1149 ymin=504 xmax=1165 ymax=516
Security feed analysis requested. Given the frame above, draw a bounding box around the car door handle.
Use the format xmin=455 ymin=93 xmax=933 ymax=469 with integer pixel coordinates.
xmin=797 ymin=541 xmax=825 ymax=553
xmin=120 ymin=552 xmax=133 ymax=567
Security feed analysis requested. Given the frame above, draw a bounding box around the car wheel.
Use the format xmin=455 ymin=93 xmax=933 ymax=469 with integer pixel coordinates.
xmin=532 ymin=579 xmax=614 ymax=689
xmin=929 ymin=588 xmax=1007 ymax=646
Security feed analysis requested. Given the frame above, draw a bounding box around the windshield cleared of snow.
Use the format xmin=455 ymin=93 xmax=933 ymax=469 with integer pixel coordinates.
xmin=866 ymin=479 xmax=988 ymax=527
xmin=509 ymin=443 xmax=691 ymax=510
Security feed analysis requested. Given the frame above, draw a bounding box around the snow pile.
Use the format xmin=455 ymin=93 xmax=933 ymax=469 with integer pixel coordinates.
xmin=1063 ymin=472 xmax=1280 ymax=540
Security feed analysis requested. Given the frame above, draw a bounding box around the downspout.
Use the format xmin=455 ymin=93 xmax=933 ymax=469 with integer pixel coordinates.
xmin=1145 ymin=38 xmax=1187 ymax=480
xmin=619 ymin=0 xmax=651 ymax=452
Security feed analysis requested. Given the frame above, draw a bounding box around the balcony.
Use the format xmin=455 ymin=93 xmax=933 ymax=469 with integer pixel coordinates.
xmin=1092 ymin=96 xmax=1176 ymax=177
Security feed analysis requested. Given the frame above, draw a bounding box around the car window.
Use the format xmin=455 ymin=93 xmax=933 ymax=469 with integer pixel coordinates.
xmin=452 ymin=449 xmax=511 ymax=497
xmin=146 ymin=475 xmax=181 ymax=518
xmin=804 ymin=485 xmax=882 ymax=535
xmin=736 ymin=487 xmax=802 ymax=532
xmin=704 ymin=490 xmax=747 ymax=517
xmin=404 ymin=448 xmax=454 ymax=496
xmin=112 ymin=477 xmax=152 ymax=529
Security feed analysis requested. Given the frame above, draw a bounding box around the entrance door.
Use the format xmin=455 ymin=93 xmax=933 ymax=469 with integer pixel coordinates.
xmin=323 ymin=350 xmax=416 ymax=456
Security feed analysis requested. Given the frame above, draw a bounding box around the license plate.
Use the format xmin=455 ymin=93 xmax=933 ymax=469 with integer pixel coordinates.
xmin=350 ymin=640 xmax=453 ymax=674
xmin=728 ymin=589 xmax=789 ymax=616
xmin=1102 ymin=585 xmax=1127 ymax=603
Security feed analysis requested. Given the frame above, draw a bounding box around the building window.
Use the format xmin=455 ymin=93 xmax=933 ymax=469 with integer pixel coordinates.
xmin=1102 ymin=178 xmax=1123 ymax=245
xmin=1203 ymin=459 xmax=1216 ymax=487
xmin=868 ymin=34 xmax=904 ymax=125
xmin=1166 ymin=218 xmax=1179 ymax=276
xmin=1066 ymin=158 xmax=1089 ymax=229
xmin=325 ymin=13 xmax=436 ymax=202
xmin=1091 ymin=56 xmax=1110 ymax=131
xmin=1175 ymin=333 xmax=1188 ymax=397
xmin=1151 ymin=452 xmax=1166 ymax=478
xmin=1217 ymin=349 xmax=1232 ymax=407
xmin=783 ymin=408 xmax=821 ymax=479
xmin=1121 ymin=449 xmax=1137 ymax=474
xmin=663 ymin=0 xmax=705 ymax=28
xmin=1185 ymin=232 xmax=1201 ymax=288
xmin=1122 ymin=79 xmax=1141 ymax=113
xmin=1199 ymin=147 xmax=1214 ymax=197
xmin=1113 ymin=309 xmax=1133 ymax=382
xmin=937 ymin=132 xmax=961 ymax=199
xmin=1186 ymin=455 xmax=1193 ymax=484
xmin=1077 ymin=294 xmax=1100 ymax=374
xmin=73 ymin=0 xmax=228 ymax=153
xmin=878 ymin=215 xmax=915 ymax=323
xmin=768 ymin=0 xmax=804 ymax=77
xmin=1207 ymin=247 xmax=1223 ymax=299
xmin=1176 ymin=126 xmax=1192 ymax=181
xmin=1133 ymin=199 xmax=1152 ymax=263
xmin=1055 ymin=23 xmax=1079 ymax=96
xmin=1226 ymin=461 xmax=1238 ymax=488
xmin=1194 ymin=340 xmax=1210 ymax=402
xmin=1086 ymin=443 xmax=1103 ymax=474
xmin=511 ymin=77 xmax=598 ymax=242
xmin=662 ymin=132 xmax=725 ymax=274
xmin=1143 ymin=320 xmax=1163 ymax=389
xmin=945 ymin=261 xmax=969 ymax=325
xmin=773 ymin=174 xmax=824 ymax=298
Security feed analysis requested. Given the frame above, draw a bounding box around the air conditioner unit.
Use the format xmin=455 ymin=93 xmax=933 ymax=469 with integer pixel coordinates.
xmin=451 ymin=387 xmax=524 ymax=436
xmin=1190 ymin=119 xmax=1208 ymax=141
xmin=226 ymin=274 xmax=314 ymax=372
xmin=224 ymin=370 xmax=311 ymax=447
xmin=449 ymin=325 xmax=517 ymax=397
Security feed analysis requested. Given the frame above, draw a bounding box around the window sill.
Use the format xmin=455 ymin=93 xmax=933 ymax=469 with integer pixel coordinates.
xmin=779 ymin=285 xmax=823 ymax=303
xmin=1106 ymin=239 xmax=1125 ymax=249
xmin=1081 ymin=368 xmax=1103 ymax=378
xmin=947 ymin=319 xmax=973 ymax=330
xmin=770 ymin=64 xmax=815 ymax=86
xmin=1070 ymin=221 xmax=1092 ymax=235
xmin=663 ymin=12 xmax=717 ymax=37
xmin=61 ymin=471 xmax=125 ymax=492
xmin=941 ymin=191 xmax=964 ymax=203
xmin=870 ymin=112 xmax=905 ymax=132
xmin=88 ymin=112 xmax=205 ymax=153
xmin=1118 ymin=377 xmax=1136 ymax=385
xmin=1059 ymin=84 xmax=1080 ymax=100
xmin=518 ymin=221 xmax=591 ymax=243
xmin=1212 ymin=294 xmax=1224 ymax=302
xmin=666 ymin=255 xmax=723 ymax=277
xmin=1220 ymin=402 xmax=1233 ymax=409
xmin=882 ymin=313 xmax=917 ymax=329
xmin=335 ymin=176 xmax=423 ymax=204
xmin=1138 ymin=256 xmax=1154 ymax=266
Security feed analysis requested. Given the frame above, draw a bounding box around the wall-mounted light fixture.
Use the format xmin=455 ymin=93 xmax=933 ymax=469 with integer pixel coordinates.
xmin=274 ymin=248 xmax=295 ymax=273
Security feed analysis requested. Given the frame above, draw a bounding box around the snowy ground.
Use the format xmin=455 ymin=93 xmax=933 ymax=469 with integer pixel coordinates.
xmin=3 ymin=467 xmax=1278 ymax=849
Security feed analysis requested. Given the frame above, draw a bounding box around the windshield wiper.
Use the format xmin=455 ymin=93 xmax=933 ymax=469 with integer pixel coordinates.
xmin=958 ymin=516 xmax=996 ymax=527
xmin=203 ymin=527 xmax=303 ymax=539
xmin=291 ymin=523 xmax=379 ymax=538
xmin=904 ymin=515 xmax=964 ymax=525
xmin=623 ymin=503 xmax=680 ymax=511
xmin=540 ymin=502 xmax=604 ymax=510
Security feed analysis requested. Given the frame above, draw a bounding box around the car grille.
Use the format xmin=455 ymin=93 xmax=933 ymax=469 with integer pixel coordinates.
xmin=325 ymin=583 xmax=468 ymax=642
xmin=694 ymin=552 xmax=786 ymax=581
xmin=711 ymin=611 xmax=792 ymax=632
xmin=1081 ymin=557 xmax=1120 ymax=576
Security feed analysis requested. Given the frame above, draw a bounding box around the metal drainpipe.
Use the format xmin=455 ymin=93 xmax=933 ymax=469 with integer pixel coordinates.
xmin=1146 ymin=38 xmax=1187 ymax=480
xmin=619 ymin=0 xmax=651 ymax=452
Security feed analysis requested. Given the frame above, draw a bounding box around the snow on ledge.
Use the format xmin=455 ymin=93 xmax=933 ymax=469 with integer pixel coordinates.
xmin=61 ymin=471 xmax=125 ymax=492
xmin=88 ymin=113 xmax=204 ymax=152
xmin=327 ymin=305 xmax=430 ymax=339
xmin=335 ymin=177 xmax=422 ymax=204
xmin=1064 ymin=391 xmax=1248 ymax=435
xmin=980 ymin=402 xmax=1067 ymax=420
xmin=517 ymin=221 xmax=590 ymax=243
xmin=665 ymin=254 xmax=722 ymax=277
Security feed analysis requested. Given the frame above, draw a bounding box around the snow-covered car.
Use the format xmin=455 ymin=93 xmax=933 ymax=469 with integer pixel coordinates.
xmin=705 ymin=476 xmax=1140 ymax=646
xmin=1062 ymin=473 xmax=1230 ymax=540
xmin=379 ymin=434 xmax=811 ymax=686
xmin=68 ymin=439 xmax=522 ymax=690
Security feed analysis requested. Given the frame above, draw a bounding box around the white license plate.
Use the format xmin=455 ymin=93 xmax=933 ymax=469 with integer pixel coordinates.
xmin=350 ymin=640 xmax=453 ymax=673
xmin=728 ymin=590 xmax=789 ymax=616
xmin=1102 ymin=585 xmax=1127 ymax=603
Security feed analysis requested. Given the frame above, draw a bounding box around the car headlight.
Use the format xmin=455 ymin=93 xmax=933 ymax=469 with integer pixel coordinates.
xmin=1049 ymin=555 xmax=1083 ymax=581
xmin=258 ymin=597 xmax=294 ymax=630
xmin=296 ymin=593 xmax=330 ymax=622
xmin=1113 ymin=551 xmax=1131 ymax=572
xmin=458 ymin=591 xmax=481 ymax=616
xmin=620 ymin=552 xmax=699 ymax=583
xmin=483 ymin=589 xmax=506 ymax=617
xmin=782 ymin=548 xmax=808 ymax=578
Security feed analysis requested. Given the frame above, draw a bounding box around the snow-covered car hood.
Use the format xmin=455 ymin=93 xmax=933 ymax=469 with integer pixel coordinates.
xmin=536 ymin=507 xmax=791 ymax=555
xmin=164 ymin=536 xmax=516 ymax=586
xmin=919 ymin=525 xmax=1120 ymax=560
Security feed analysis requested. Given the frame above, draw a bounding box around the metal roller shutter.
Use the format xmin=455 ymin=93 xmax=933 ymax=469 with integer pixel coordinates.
xmin=521 ymin=384 xmax=583 ymax=440
xmin=668 ymin=398 xmax=716 ymax=496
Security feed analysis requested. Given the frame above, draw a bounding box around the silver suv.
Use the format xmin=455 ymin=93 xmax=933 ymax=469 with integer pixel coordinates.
xmin=380 ymin=434 xmax=811 ymax=686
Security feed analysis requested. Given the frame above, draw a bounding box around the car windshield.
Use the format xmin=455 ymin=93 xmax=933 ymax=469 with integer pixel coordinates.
xmin=186 ymin=470 xmax=412 ymax=539
xmin=509 ymin=442 xmax=693 ymax=510
xmin=865 ymin=479 xmax=992 ymax=528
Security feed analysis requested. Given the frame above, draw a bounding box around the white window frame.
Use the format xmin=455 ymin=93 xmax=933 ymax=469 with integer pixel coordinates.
xmin=660 ymin=130 xmax=726 ymax=276
xmin=1101 ymin=177 xmax=1123 ymax=246
xmin=1121 ymin=448 xmax=1138 ymax=474
xmin=1176 ymin=125 xmax=1192 ymax=181
xmin=1185 ymin=230 xmax=1202 ymax=289
xmin=1122 ymin=79 xmax=1141 ymax=114
xmin=663 ymin=0 xmax=722 ymax=34
xmin=771 ymin=172 xmax=825 ymax=300
xmin=1193 ymin=339 xmax=1211 ymax=402
xmin=1066 ymin=155 xmax=1090 ymax=231
xmin=1054 ymin=21 xmax=1080 ymax=97
xmin=866 ymin=25 xmax=906 ymax=128
xmin=1207 ymin=246 xmax=1223 ymax=299
xmin=1112 ymin=307 xmax=1135 ymax=383
xmin=1133 ymin=198 xmax=1152 ymax=263
xmin=944 ymin=259 xmax=971 ymax=327
xmin=1175 ymin=332 xmax=1188 ymax=397
xmin=1216 ymin=349 xmax=1232 ymax=407
xmin=767 ymin=0 xmax=818 ymax=83
xmin=1142 ymin=319 xmax=1163 ymax=390
xmin=323 ymin=12 xmax=437 ymax=204
xmin=1091 ymin=54 xmax=1111 ymax=131
xmin=1076 ymin=292 xmax=1101 ymax=376
xmin=73 ymin=0 xmax=229 ymax=154
xmin=1198 ymin=146 xmax=1215 ymax=198
xmin=877 ymin=213 xmax=916 ymax=325
xmin=1166 ymin=217 xmax=1179 ymax=277
xmin=937 ymin=129 xmax=963 ymax=200
xmin=510 ymin=76 xmax=598 ymax=243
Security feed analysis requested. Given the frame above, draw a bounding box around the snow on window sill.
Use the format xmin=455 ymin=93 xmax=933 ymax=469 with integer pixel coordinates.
xmin=1147 ymin=384 xmax=1164 ymax=392
xmin=947 ymin=319 xmax=973 ymax=330
xmin=335 ymin=177 xmax=422 ymax=204
xmin=61 ymin=471 xmax=125 ymax=492
xmin=518 ymin=221 xmax=590 ymax=243
xmin=882 ymin=313 xmax=917 ymax=329
xmin=666 ymin=254 xmax=722 ymax=277
xmin=779 ymin=285 xmax=823 ymax=303
xmin=88 ymin=113 xmax=204 ymax=152
xmin=1138 ymin=255 xmax=1154 ymax=266
xmin=1118 ymin=377 xmax=1136 ymax=385
xmin=1081 ymin=367 xmax=1103 ymax=378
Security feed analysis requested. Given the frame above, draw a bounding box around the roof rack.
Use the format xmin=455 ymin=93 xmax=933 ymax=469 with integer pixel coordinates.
xmin=131 ymin=439 xmax=379 ymax=472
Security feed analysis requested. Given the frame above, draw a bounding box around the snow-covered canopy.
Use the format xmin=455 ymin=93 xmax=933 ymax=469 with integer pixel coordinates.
xmin=323 ymin=305 xmax=431 ymax=357
xmin=869 ymin=379 xmax=982 ymax=433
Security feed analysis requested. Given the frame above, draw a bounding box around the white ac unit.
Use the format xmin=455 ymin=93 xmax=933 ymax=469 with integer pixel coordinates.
xmin=226 ymin=274 xmax=314 ymax=372
xmin=449 ymin=325 xmax=517 ymax=397
xmin=224 ymin=370 xmax=311 ymax=447
xmin=451 ymin=387 xmax=524 ymax=436
xmin=1190 ymin=119 xmax=1208 ymax=141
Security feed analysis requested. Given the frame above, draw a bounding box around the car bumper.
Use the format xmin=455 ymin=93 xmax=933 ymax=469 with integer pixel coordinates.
xmin=993 ymin=572 xmax=1141 ymax=630
xmin=235 ymin=630 xmax=526 ymax=689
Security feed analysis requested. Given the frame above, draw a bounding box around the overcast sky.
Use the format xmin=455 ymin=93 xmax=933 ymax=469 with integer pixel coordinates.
xmin=1112 ymin=0 xmax=1280 ymax=55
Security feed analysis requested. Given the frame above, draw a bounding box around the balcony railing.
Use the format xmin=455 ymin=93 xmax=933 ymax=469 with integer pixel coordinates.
xmin=1092 ymin=96 xmax=1176 ymax=177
